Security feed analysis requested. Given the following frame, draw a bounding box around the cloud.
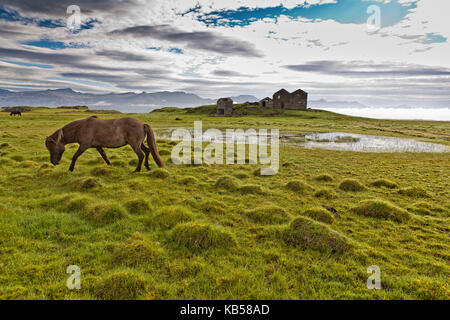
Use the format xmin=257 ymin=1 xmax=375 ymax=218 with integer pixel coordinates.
xmin=212 ymin=70 xmax=247 ymax=77
xmin=109 ymin=24 xmax=263 ymax=57
xmin=284 ymin=61 xmax=450 ymax=77
xmin=95 ymin=50 xmax=153 ymax=62
xmin=0 ymin=0 xmax=139 ymax=16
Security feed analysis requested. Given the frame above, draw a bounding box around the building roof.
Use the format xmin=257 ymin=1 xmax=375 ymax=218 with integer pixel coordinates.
xmin=217 ymin=97 xmax=233 ymax=103
xmin=260 ymin=97 xmax=272 ymax=101
xmin=273 ymin=88 xmax=289 ymax=95
xmin=292 ymin=89 xmax=307 ymax=94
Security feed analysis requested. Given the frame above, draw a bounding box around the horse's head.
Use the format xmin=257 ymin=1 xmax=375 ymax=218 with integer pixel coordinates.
xmin=45 ymin=129 xmax=65 ymax=165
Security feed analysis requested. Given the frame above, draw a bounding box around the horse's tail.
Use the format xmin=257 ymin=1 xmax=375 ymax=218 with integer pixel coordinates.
xmin=144 ymin=124 xmax=165 ymax=168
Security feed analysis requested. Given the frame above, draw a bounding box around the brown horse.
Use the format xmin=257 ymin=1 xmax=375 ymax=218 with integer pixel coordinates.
xmin=45 ymin=116 xmax=164 ymax=172
xmin=10 ymin=111 xmax=22 ymax=116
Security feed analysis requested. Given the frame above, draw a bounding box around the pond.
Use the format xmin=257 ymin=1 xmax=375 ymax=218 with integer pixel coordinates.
xmin=156 ymin=129 xmax=449 ymax=153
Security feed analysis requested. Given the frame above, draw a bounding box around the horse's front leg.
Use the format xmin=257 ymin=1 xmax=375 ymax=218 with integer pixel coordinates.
xmin=69 ymin=145 xmax=87 ymax=172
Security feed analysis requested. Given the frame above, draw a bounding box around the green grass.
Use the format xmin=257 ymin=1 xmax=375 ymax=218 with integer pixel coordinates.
xmin=0 ymin=106 xmax=449 ymax=299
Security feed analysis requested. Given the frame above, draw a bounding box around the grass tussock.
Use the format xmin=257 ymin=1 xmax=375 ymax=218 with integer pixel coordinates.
xmin=39 ymin=163 xmax=54 ymax=170
xmin=170 ymin=222 xmax=236 ymax=250
xmin=123 ymin=199 xmax=152 ymax=215
xmin=179 ymin=176 xmax=198 ymax=185
xmin=21 ymin=160 xmax=38 ymax=168
xmin=86 ymin=203 xmax=127 ymax=223
xmin=113 ymin=232 xmax=165 ymax=267
xmin=149 ymin=168 xmax=169 ymax=179
xmin=90 ymin=166 xmax=113 ymax=176
xmin=302 ymin=207 xmax=335 ymax=224
xmin=314 ymin=174 xmax=333 ymax=182
xmin=94 ymin=271 xmax=148 ymax=300
xmin=215 ymin=176 xmax=239 ymax=191
xmin=153 ymin=206 xmax=194 ymax=228
xmin=200 ymin=200 xmax=226 ymax=215
xmin=398 ymin=186 xmax=431 ymax=198
xmin=370 ymin=179 xmax=398 ymax=189
xmin=239 ymin=184 xmax=265 ymax=195
xmin=10 ymin=155 xmax=24 ymax=162
xmin=314 ymin=188 xmax=337 ymax=199
xmin=65 ymin=196 xmax=91 ymax=212
xmin=245 ymin=205 xmax=289 ymax=224
xmin=282 ymin=216 xmax=352 ymax=254
xmin=352 ymin=200 xmax=409 ymax=222
xmin=285 ymin=180 xmax=313 ymax=193
xmin=339 ymin=179 xmax=366 ymax=192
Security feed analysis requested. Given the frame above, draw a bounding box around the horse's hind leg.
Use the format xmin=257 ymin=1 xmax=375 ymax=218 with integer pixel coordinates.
xmin=141 ymin=144 xmax=151 ymax=170
xmin=131 ymin=144 xmax=145 ymax=172
xmin=96 ymin=147 xmax=111 ymax=165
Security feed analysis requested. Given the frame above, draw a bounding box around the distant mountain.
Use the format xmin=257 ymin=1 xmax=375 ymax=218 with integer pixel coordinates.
xmin=309 ymin=99 xmax=371 ymax=109
xmin=230 ymin=95 xmax=260 ymax=103
xmin=0 ymin=88 xmax=259 ymax=112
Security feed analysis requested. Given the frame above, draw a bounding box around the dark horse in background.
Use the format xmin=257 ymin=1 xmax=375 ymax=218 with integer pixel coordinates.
xmin=45 ymin=116 xmax=165 ymax=172
xmin=10 ymin=111 xmax=22 ymax=116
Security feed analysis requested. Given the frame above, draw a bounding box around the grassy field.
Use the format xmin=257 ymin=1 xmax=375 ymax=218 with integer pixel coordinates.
xmin=0 ymin=106 xmax=449 ymax=300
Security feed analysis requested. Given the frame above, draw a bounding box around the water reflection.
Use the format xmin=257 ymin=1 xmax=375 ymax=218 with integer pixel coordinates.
xmin=156 ymin=129 xmax=449 ymax=153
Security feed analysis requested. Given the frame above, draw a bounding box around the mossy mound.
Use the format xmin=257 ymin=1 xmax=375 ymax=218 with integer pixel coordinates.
xmin=352 ymin=200 xmax=409 ymax=222
xmin=153 ymin=206 xmax=194 ymax=228
xmin=113 ymin=233 xmax=165 ymax=267
xmin=111 ymin=160 xmax=126 ymax=167
xmin=180 ymin=176 xmax=198 ymax=185
xmin=81 ymin=178 xmax=101 ymax=190
xmin=314 ymin=188 xmax=337 ymax=199
xmin=124 ymin=199 xmax=152 ymax=215
xmin=239 ymin=184 xmax=264 ymax=195
xmin=128 ymin=159 xmax=138 ymax=166
xmin=233 ymin=171 xmax=250 ymax=179
xmin=86 ymin=203 xmax=127 ymax=223
xmin=39 ymin=163 xmax=54 ymax=170
xmin=314 ymin=174 xmax=333 ymax=182
xmin=65 ymin=196 xmax=91 ymax=213
xmin=10 ymin=155 xmax=24 ymax=162
xmin=339 ymin=179 xmax=366 ymax=192
xmin=86 ymin=158 xmax=103 ymax=165
xmin=285 ymin=180 xmax=313 ymax=193
xmin=370 ymin=179 xmax=398 ymax=189
xmin=215 ymin=176 xmax=239 ymax=191
xmin=282 ymin=216 xmax=352 ymax=254
xmin=170 ymin=222 xmax=236 ymax=250
xmin=21 ymin=160 xmax=38 ymax=168
xmin=200 ymin=200 xmax=226 ymax=215
xmin=90 ymin=166 xmax=113 ymax=176
xmin=148 ymin=168 xmax=169 ymax=179
xmin=245 ymin=205 xmax=289 ymax=224
xmin=94 ymin=271 xmax=147 ymax=300
xmin=302 ymin=207 xmax=335 ymax=224
xmin=398 ymin=186 xmax=431 ymax=198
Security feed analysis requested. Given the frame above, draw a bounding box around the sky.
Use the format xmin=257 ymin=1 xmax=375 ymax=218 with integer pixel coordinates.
xmin=0 ymin=0 xmax=449 ymax=108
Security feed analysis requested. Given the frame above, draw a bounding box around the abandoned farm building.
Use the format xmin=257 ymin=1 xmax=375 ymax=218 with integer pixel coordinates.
xmin=272 ymin=88 xmax=308 ymax=110
xmin=217 ymin=97 xmax=233 ymax=116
